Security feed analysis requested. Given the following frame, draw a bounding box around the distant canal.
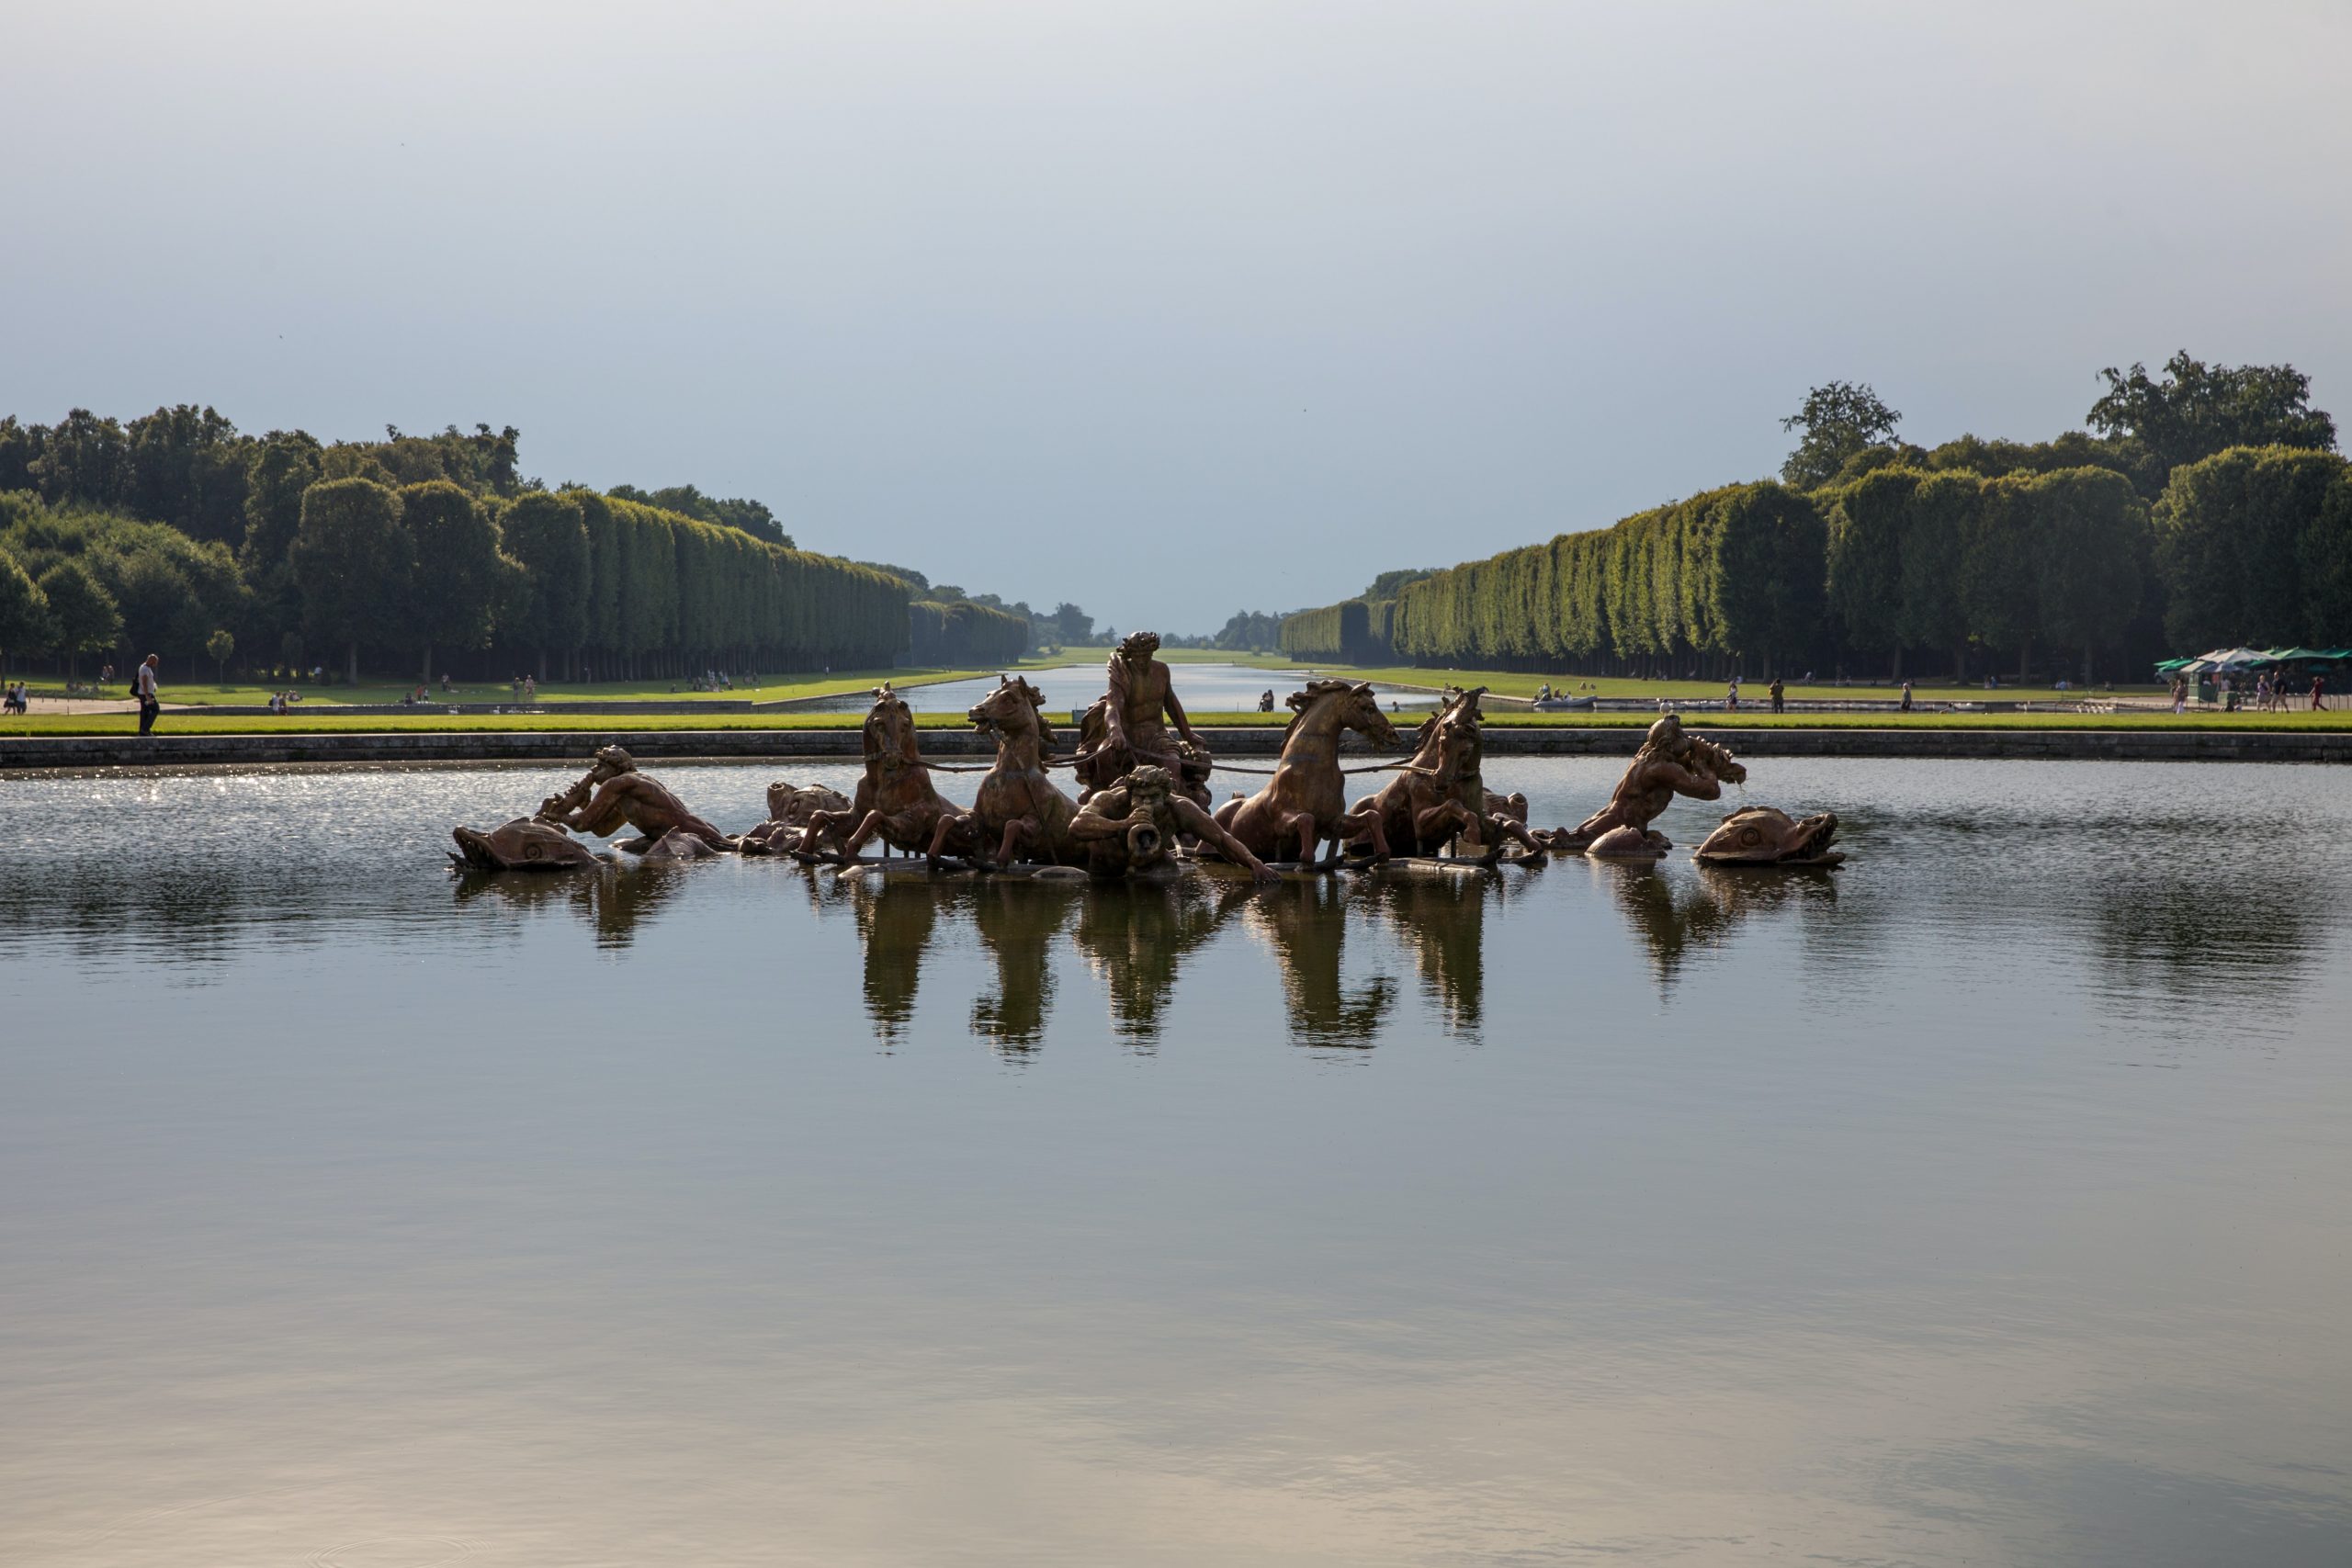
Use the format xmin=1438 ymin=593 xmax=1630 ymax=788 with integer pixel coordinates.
xmin=4 ymin=758 xmax=2347 ymax=1567
xmin=794 ymin=660 xmax=1442 ymax=714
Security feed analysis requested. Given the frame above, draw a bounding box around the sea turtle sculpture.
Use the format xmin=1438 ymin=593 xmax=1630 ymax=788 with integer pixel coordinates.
xmin=1692 ymin=805 xmax=1844 ymax=867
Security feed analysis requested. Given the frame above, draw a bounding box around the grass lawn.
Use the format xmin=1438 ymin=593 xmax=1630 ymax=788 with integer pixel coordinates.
xmin=1233 ymin=661 xmax=2162 ymax=706
xmin=11 ymin=706 xmax=2351 ymax=738
xmin=29 ymin=665 xmax=1010 ymax=708
xmin=1046 ymin=647 xmax=2191 ymax=706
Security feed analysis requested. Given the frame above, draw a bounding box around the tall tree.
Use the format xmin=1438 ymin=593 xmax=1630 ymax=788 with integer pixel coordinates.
xmin=2030 ymin=468 xmax=2148 ymax=682
xmin=1960 ymin=478 xmax=2041 ymax=677
xmin=2088 ymin=352 xmax=2337 ymax=474
xmin=0 ymin=416 xmax=48 ymax=494
xmin=28 ymin=409 xmax=130 ymax=509
xmin=1781 ymin=381 xmax=1902 ymax=490
xmin=610 ymin=482 xmax=791 ymax=546
xmin=1826 ymin=467 xmax=1916 ymax=674
xmin=1895 ymin=471 xmax=1978 ymax=679
xmin=240 ymin=431 xmax=324 ymax=655
xmin=37 ymin=558 xmax=121 ymax=680
xmin=2154 ymin=446 xmax=2344 ymax=649
xmin=0 ymin=548 xmax=51 ymax=676
xmin=499 ymin=491 xmax=591 ymax=680
xmin=290 ymin=477 xmax=413 ymax=684
xmin=400 ymin=480 xmax=508 ymax=682
xmin=2300 ymin=468 xmax=2352 ymax=649
xmin=123 ymin=404 xmax=250 ymax=543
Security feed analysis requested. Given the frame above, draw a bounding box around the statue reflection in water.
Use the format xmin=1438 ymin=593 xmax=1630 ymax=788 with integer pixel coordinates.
xmin=966 ymin=877 xmax=1077 ymax=1055
xmin=1365 ymin=873 xmax=1502 ymax=1036
xmin=1244 ymin=879 xmax=1396 ymax=1048
xmin=1075 ymin=878 xmax=1261 ymax=1049
xmin=831 ymin=871 xmax=1446 ymax=1053
xmin=1596 ymin=859 xmax=1838 ymax=983
xmin=451 ymin=863 xmax=689 ymax=950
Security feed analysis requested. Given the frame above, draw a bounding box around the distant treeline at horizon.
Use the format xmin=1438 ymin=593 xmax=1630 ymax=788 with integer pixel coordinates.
xmin=0 ymin=409 xmax=1033 ymax=684
xmin=1282 ymin=354 xmax=2351 ymax=682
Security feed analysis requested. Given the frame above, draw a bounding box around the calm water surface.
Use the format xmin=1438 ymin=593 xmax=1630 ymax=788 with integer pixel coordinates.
xmin=3 ymin=759 xmax=2347 ymax=1567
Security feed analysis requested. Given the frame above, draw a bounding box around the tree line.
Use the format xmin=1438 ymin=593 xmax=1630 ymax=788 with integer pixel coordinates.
xmin=908 ymin=598 xmax=1032 ymax=665
xmin=1282 ymin=354 xmax=2347 ymax=681
xmin=0 ymin=407 xmax=920 ymax=683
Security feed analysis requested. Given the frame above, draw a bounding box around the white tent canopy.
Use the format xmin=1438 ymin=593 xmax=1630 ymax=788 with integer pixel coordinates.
xmin=2182 ymin=647 xmax=2277 ymax=673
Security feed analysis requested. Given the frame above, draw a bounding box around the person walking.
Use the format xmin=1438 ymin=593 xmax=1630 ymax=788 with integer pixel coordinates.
xmin=2313 ymin=674 xmax=2329 ymax=712
xmin=133 ymin=653 xmax=161 ymax=737
xmin=1899 ymin=678 xmax=1914 ymax=713
xmin=1769 ymin=675 xmax=1785 ymax=715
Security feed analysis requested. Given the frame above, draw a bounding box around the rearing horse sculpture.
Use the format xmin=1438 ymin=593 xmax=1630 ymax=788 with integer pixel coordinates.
xmin=1214 ymin=680 xmax=1400 ymax=864
xmin=1351 ymin=687 xmax=1547 ymax=860
xmin=805 ymin=684 xmax=963 ymax=860
xmin=931 ymin=675 xmax=1082 ymax=871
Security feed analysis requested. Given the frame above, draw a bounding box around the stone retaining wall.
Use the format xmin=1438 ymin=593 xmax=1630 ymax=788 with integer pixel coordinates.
xmin=8 ymin=726 xmax=2350 ymax=773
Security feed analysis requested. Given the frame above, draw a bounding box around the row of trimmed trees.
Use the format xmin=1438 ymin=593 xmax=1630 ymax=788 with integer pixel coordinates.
xmin=1281 ymin=446 xmax=2352 ymax=682
xmin=276 ymin=479 xmax=910 ymax=683
xmin=1390 ymin=480 xmax=1827 ymax=676
xmin=1277 ymin=598 xmax=1397 ymax=662
xmin=907 ymin=598 xmax=1032 ymax=665
xmin=0 ymin=404 xmax=926 ymax=686
xmin=0 ymin=477 xmax=911 ymax=684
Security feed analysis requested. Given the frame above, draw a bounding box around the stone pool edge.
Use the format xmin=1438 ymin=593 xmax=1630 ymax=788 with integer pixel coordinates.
xmin=7 ymin=726 xmax=2351 ymax=773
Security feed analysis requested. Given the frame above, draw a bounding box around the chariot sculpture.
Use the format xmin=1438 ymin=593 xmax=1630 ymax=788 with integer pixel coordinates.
xmin=448 ymin=643 xmax=1848 ymax=887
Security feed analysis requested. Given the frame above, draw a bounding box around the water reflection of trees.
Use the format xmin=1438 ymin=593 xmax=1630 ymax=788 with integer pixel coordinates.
xmin=2086 ymin=868 xmax=2335 ymax=1003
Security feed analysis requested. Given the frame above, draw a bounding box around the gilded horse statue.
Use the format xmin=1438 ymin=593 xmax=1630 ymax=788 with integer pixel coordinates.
xmin=1213 ymin=680 xmax=1400 ymax=864
xmin=801 ymin=684 xmax=963 ymax=860
xmin=931 ymin=674 xmax=1082 ymax=871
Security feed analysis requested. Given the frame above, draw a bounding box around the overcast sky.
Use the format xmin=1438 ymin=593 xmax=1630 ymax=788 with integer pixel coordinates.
xmin=5 ymin=1 xmax=2347 ymax=631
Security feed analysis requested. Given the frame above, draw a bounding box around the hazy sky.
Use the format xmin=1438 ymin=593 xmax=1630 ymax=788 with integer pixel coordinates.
xmin=5 ymin=2 xmax=2347 ymax=631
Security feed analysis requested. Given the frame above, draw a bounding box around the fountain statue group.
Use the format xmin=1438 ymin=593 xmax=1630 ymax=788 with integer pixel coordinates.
xmin=452 ymin=629 xmax=1842 ymax=877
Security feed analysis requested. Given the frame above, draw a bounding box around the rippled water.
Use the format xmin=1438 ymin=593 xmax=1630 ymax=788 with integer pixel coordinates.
xmin=3 ymin=759 xmax=2348 ymax=1567
xmin=794 ymin=660 xmax=1439 ymax=713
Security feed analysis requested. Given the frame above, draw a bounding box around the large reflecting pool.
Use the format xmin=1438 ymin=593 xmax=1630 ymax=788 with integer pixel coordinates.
xmin=3 ymin=759 xmax=2348 ymax=1567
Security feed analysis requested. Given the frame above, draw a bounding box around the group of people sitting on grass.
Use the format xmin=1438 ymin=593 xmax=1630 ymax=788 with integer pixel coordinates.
xmin=266 ymin=690 xmax=304 ymax=714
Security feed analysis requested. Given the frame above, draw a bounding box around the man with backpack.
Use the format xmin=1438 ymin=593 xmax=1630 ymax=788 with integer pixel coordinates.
xmin=133 ymin=653 xmax=161 ymax=736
